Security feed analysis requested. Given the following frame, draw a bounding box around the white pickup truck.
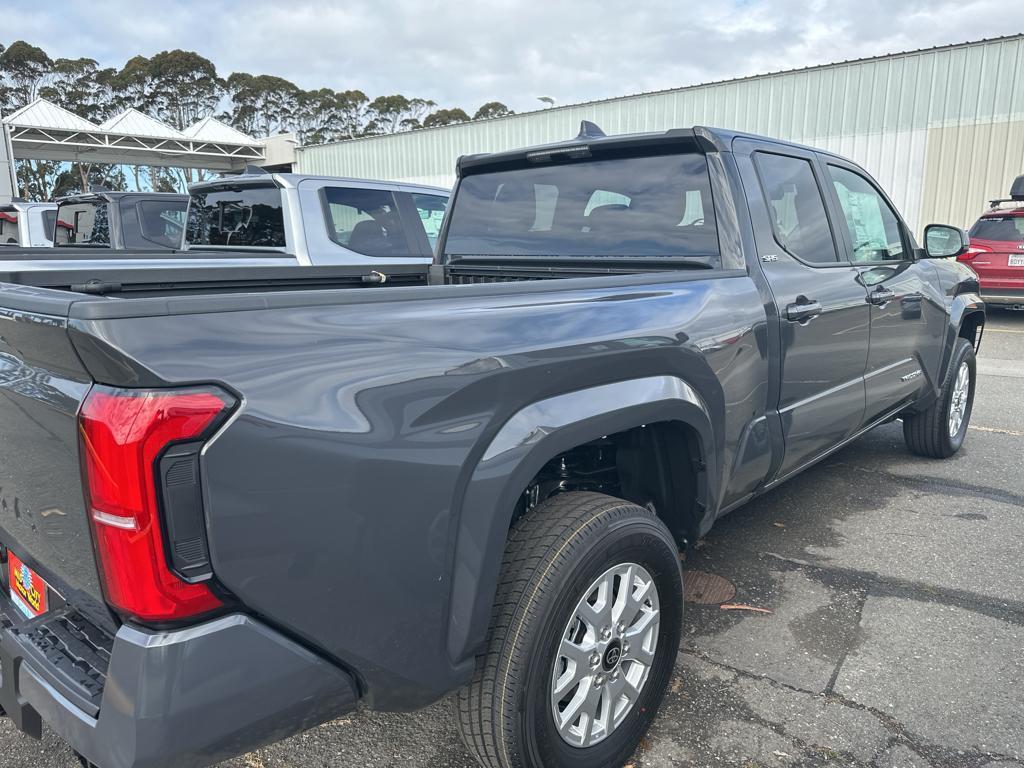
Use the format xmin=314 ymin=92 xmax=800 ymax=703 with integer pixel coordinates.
xmin=0 ymin=201 xmax=69 ymax=247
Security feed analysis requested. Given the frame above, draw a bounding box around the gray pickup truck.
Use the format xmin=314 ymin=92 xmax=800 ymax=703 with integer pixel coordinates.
xmin=0 ymin=124 xmax=983 ymax=768
xmin=0 ymin=175 xmax=448 ymax=272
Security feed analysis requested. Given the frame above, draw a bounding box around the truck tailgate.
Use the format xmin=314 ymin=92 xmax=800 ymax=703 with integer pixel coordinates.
xmin=0 ymin=285 xmax=112 ymax=633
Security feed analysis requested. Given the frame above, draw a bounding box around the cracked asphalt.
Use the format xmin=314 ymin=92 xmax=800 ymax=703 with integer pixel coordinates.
xmin=3 ymin=311 xmax=1023 ymax=768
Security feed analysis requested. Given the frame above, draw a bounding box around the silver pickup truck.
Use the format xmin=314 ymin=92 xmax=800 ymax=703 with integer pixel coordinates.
xmin=0 ymin=173 xmax=450 ymax=271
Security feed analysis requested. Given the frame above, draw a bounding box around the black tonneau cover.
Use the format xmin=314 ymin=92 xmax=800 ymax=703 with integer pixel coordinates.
xmin=0 ymin=263 xmax=429 ymax=296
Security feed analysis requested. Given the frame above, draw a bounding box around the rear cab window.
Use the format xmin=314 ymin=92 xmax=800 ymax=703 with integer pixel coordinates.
xmin=443 ymin=149 xmax=720 ymax=266
xmin=59 ymin=200 xmax=111 ymax=247
xmin=187 ymin=183 xmax=286 ymax=248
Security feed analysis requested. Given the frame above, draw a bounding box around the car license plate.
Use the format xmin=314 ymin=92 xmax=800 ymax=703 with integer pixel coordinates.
xmin=1009 ymin=254 xmax=1024 ymax=267
xmin=7 ymin=552 xmax=49 ymax=619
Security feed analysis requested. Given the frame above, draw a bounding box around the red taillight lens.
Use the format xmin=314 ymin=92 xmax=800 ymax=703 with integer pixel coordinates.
xmin=958 ymin=245 xmax=990 ymax=262
xmin=79 ymin=385 xmax=232 ymax=623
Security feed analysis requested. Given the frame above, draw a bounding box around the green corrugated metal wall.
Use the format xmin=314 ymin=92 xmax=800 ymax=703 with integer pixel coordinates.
xmin=296 ymin=36 xmax=1024 ymax=233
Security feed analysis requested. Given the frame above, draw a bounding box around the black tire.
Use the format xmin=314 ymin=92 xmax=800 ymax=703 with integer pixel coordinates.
xmin=903 ymin=337 xmax=976 ymax=458
xmin=456 ymin=492 xmax=683 ymax=768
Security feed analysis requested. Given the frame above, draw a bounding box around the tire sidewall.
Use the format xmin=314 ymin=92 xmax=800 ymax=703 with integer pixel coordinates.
xmin=519 ymin=512 xmax=683 ymax=768
xmin=942 ymin=340 xmax=976 ymax=453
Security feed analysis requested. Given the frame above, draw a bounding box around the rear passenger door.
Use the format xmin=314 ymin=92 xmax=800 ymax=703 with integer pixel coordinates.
xmin=823 ymin=160 xmax=943 ymax=422
xmin=736 ymin=141 xmax=871 ymax=479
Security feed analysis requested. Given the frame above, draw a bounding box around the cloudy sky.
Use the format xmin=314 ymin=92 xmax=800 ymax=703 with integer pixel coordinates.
xmin=4 ymin=0 xmax=1023 ymax=114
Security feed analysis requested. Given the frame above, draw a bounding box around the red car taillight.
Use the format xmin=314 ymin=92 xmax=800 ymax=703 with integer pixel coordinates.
xmin=79 ymin=385 xmax=233 ymax=623
xmin=958 ymin=245 xmax=991 ymax=262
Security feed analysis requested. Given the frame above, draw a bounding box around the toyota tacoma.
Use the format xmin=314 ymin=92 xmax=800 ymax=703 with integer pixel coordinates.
xmin=0 ymin=123 xmax=984 ymax=768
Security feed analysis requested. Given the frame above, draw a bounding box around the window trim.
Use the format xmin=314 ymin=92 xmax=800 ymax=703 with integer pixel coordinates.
xmin=824 ymin=161 xmax=915 ymax=266
xmin=318 ymin=186 xmax=423 ymax=258
xmin=751 ymin=149 xmax=845 ymax=269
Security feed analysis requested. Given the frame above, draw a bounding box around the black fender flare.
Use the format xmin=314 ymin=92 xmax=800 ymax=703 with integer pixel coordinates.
xmin=932 ymin=293 xmax=984 ymax=401
xmin=445 ymin=375 xmax=717 ymax=665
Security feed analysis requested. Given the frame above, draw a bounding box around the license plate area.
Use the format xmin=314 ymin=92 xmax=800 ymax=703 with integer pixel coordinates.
xmin=7 ymin=552 xmax=50 ymax=620
xmin=1009 ymin=254 xmax=1024 ymax=267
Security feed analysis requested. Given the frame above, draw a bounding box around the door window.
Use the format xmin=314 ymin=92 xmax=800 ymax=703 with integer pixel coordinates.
xmin=754 ymin=153 xmax=838 ymax=265
xmin=410 ymin=192 xmax=449 ymax=250
xmin=324 ymin=187 xmax=408 ymax=257
xmin=131 ymin=200 xmax=188 ymax=248
xmin=828 ymin=166 xmax=906 ymax=263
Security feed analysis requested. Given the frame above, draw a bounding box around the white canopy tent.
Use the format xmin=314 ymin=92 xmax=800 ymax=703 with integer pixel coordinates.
xmin=0 ymin=99 xmax=267 ymax=203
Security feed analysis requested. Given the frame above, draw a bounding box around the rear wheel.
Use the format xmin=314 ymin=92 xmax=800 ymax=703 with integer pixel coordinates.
xmin=456 ymin=492 xmax=683 ymax=768
xmin=903 ymin=337 xmax=976 ymax=458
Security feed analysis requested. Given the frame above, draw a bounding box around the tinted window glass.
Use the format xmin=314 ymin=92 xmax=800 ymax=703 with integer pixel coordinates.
xmin=187 ymin=184 xmax=285 ymax=247
xmin=828 ymin=165 xmax=906 ymax=262
xmin=0 ymin=211 xmax=18 ymax=244
xmin=131 ymin=200 xmax=187 ymax=248
xmin=444 ymin=152 xmax=719 ymax=260
xmin=754 ymin=153 xmax=837 ymax=264
xmin=324 ymin=187 xmax=411 ymax=257
xmin=411 ymin=192 xmax=449 ymax=250
xmin=969 ymin=216 xmax=1024 ymax=242
xmin=59 ymin=201 xmax=111 ymax=247
xmin=48 ymin=211 xmax=72 ymax=245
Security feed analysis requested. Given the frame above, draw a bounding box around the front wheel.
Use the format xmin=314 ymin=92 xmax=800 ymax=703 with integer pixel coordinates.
xmin=456 ymin=492 xmax=683 ymax=768
xmin=903 ymin=337 xmax=976 ymax=458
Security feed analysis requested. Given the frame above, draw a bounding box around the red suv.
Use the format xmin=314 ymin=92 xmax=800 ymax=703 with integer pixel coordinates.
xmin=961 ymin=179 xmax=1024 ymax=309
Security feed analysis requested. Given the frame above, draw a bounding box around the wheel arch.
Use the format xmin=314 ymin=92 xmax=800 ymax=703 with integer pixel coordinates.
xmin=928 ymin=295 xmax=984 ymax=406
xmin=445 ymin=375 xmax=717 ymax=666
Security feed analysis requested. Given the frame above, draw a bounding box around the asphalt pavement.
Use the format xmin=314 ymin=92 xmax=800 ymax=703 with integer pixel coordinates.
xmin=4 ymin=310 xmax=1023 ymax=768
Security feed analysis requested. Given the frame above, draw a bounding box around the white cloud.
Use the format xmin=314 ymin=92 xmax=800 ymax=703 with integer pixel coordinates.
xmin=3 ymin=0 xmax=1022 ymax=114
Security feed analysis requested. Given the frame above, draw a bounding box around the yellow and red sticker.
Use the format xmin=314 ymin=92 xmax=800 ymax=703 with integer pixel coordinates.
xmin=8 ymin=552 xmax=48 ymax=619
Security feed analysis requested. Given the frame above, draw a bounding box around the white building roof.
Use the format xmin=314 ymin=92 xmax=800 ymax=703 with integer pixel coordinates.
xmin=183 ymin=116 xmax=262 ymax=146
xmin=2 ymin=99 xmax=265 ymax=172
xmin=99 ymin=109 xmax=185 ymax=139
xmin=3 ymin=98 xmax=99 ymax=131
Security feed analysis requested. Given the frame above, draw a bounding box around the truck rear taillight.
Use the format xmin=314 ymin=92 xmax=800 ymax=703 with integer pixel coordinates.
xmin=79 ymin=385 xmax=234 ymax=624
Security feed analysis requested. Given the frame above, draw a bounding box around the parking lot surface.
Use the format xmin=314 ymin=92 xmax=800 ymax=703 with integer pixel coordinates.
xmin=4 ymin=311 xmax=1022 ymax=768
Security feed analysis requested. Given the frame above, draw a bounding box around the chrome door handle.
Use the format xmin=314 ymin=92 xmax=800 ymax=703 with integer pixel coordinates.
xmin=785 ymin=299 xmax=823 ymax=323
xmin=868 ymin=287 xmax=896 ymax=306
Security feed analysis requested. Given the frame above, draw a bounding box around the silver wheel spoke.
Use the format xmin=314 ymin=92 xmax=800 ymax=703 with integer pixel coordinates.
xmin=623 ymin=605 xmax=658 ymax=640
xmin=550 ymin=562 xmax=661 ymax=748
xmin=629 ymin=641 xmax=656 ymax=667
xmin=948 ymin=361 xmax=971 ymax=437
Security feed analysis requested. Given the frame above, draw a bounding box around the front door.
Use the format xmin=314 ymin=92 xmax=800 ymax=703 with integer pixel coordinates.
xmin=823 ymin=162 xmax=945 ymax=423
xmin=738 ymin=144 xmax=870 ymax=479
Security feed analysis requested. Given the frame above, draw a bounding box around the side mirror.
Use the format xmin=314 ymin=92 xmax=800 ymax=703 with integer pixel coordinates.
xmin=923 ymin=224 xmax=969 ymax=259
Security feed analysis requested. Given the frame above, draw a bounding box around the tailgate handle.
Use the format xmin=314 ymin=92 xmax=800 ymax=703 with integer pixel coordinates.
xmin=159 ymin=443 xmax=213 ymax=583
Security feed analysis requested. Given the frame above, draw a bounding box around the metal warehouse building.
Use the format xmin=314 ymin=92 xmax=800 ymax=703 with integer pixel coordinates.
xmin=296 ymin=35 xmax=1024 ymax=234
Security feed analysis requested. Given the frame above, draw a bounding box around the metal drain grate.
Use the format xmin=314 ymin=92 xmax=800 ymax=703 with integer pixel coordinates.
xmin=683 ymin=570 xmax=737 ymax=605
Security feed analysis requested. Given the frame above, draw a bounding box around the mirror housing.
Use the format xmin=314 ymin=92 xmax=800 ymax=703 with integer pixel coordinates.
xmin=923 ymin=224 xmax=969 ymax=259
